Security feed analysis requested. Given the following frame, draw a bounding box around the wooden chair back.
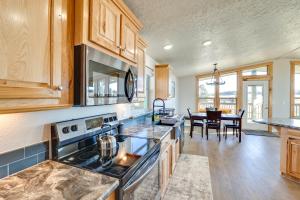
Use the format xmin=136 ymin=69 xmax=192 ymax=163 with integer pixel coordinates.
xmin=206 ymin=111 xmax=222 ymax=122
xmin=187 ymin=108 xmax=192 ymax=118
xmin=239 ymin=109 xmax=245 ymax=118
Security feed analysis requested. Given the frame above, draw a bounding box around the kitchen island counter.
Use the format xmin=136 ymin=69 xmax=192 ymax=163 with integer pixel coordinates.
xmin=0 ymin=160 xmax=119 ymax=200
xmin=254 ymin=118 xmax=300 ymax=182
xmin=254 ymin=118 xmax=300 ymax=131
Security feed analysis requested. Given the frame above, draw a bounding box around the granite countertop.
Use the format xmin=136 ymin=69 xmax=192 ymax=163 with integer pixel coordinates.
xmin=122 ymin=124 xmax=173 ymax=140
xmin=254 ymin=118 xmax=300 ymax=130
xmin=0 ymin=160 xmax=119 ymax=200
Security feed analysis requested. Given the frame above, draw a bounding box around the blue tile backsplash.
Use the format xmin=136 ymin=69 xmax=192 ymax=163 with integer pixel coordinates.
xmin=0 ymin=165 xmax=8 ymax=179
xmin=0 ymin=141 xmax=49 ymax=179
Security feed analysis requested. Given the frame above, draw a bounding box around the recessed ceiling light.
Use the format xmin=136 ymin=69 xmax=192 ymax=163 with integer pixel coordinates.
xmin=163 ymin=44 xmax=173 ymax=50
xmin=203 ymin=40 xmax=212 ymax=46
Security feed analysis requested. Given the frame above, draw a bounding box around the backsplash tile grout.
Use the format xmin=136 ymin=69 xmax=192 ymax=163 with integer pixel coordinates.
xmin=0 ymin=141 xmax=49 ymax=179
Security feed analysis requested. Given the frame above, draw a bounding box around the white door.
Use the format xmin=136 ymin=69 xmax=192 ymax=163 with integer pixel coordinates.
xmin=243 ymin=81 xmax=269 ymax=131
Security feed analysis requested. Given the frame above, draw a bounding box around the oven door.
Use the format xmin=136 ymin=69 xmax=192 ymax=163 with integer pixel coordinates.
xmin=122 ymin=151 xmax=160 ymax=200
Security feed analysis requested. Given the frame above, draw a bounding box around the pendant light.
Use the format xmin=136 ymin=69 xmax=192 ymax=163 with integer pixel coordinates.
xmin=206 ymin=63 xmax=225 ymax=85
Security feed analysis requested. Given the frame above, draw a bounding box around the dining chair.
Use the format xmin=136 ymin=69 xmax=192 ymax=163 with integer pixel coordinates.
xmin=223 ymin=109 xmax=245 ymax=139
xmin=206 ymin=111 xmax=222 ymax=142
xmin=187 ymin=108 xmax=204 ymax=138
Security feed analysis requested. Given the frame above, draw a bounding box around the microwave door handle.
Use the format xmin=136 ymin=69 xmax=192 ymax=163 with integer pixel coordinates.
xmin=124 ymin=69 xmax=135 ymax=102
xmin=123 ymin=155 xmax=159 ymax=192
xmin=124 ymin=71 xmax=129 ymax=99
xmin=129 ymin=71 xmax=136 ymax=101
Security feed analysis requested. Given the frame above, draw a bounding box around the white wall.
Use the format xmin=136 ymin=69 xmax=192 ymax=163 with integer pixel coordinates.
xmin=272 ymin=59 xmax=291 ymax=118
xmin=178 ymin=75 xmax=196 ymax=115
xmin=0 ymin=54 xmax=162 ymax=154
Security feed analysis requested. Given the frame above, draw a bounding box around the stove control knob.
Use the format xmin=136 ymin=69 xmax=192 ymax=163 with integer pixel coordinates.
xmin=62 ymin=126 xmax=70 ymax=134
xmin=71 ymin=125 xmax=78 ymax=132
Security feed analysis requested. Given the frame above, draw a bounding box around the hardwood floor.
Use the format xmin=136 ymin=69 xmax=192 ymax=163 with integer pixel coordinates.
xmin=183 ymin=128 xmax=300 ymax=200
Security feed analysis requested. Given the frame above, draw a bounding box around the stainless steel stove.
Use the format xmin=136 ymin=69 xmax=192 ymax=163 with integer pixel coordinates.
xmin=51 ymin=113 xmax=161 ymax=200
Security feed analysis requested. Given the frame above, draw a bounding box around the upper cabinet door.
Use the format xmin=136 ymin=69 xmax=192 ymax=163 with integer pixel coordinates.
xmin=89 ymin=0 xmax=121 ymax=54
xmin=137 ymin=46 xmax=145 ymax=93
xmin=0 ymin=0 xmax=62 ymax=100
xmin=121 ymin=15 xmax=137 ymax=63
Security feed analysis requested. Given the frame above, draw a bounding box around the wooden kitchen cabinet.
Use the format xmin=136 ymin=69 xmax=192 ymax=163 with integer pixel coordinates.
xmin=160 ymin=144 xmax=170 ymax=198
xmin=107 ymin=191 xmax=116 ymax=200
xmin=89 ymin=0 xmax=122 ymax=54
xmin=136 ymin=37 xmax=147 ymax=93
xmin=0 ymin=0 xmax=71 ymax=113
xmin=75 ymin=0 xmax=143 ymax=65
xmin=155 ymin=64 xmax=175 ymax=99
xmin=120 ymin=15 xmax=138 ymax=62
xmin=170 ymin=139 xmax=177 ymax=174
xmin=287 ymin=138 xmax=300 ymax=179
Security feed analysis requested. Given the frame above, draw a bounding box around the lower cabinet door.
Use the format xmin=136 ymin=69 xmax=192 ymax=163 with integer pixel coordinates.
xmin=160 ymin=145 xmax=170 ymax=198
xmin=171 ymin=140 xmax=176 ymax=174
xmin=287 ymin=138 xmax=300 ymax=179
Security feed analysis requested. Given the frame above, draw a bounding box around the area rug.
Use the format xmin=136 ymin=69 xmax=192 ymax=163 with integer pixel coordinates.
xmin=163 ymin=154 xmax=213 ymax=200
xmin=243 ymin=129 xmax=279 ymax=137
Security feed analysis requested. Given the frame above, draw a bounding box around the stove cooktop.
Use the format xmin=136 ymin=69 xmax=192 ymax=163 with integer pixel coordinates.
xmin=59 ymin=135 xmax=159 ymax=179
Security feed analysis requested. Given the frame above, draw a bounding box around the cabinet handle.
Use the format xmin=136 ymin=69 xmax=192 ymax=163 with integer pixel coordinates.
xmin=56 ymin=85 xmax=63 ymax=91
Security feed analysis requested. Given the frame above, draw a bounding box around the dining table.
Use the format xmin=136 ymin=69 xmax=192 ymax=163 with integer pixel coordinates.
xmin=191 ymin=112 xmax=243 ymax=142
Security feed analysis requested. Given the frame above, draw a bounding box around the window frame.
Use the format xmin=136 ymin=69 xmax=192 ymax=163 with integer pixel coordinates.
xmin=290 ymin=61 xmax=300 ymax=118
xmin=196 ymin=62 xmax=272 ymax=115
xmin=197 ymin=77 xmax=216 ymax=111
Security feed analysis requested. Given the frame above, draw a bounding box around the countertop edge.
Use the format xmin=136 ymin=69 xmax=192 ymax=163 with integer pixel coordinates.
xmin=158 ymin=126 xmax=173 ymax=140
xmin=97 ymin=180 xmax=119 ymax=200
xmin=253 ymin=119 xmax=300 ymax=131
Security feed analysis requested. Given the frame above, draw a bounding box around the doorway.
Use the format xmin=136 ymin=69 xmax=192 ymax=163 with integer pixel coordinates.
xmin=242 ymin=80 xmax=269 ymax=131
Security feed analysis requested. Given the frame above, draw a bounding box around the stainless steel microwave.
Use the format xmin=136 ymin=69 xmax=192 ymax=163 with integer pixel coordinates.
xmin=74 ymin=45 xmax=137 ymax=106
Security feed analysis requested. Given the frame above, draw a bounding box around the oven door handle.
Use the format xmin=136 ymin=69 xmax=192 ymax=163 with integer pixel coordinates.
xmin=123 ymin=154 xmax=159 ymax=192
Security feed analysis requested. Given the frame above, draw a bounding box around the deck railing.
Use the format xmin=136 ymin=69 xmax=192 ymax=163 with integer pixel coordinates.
xmin=247 ymin=103 xmax=262 ymax=120
xmin=294 ymin=103 xmax=300 ymax=117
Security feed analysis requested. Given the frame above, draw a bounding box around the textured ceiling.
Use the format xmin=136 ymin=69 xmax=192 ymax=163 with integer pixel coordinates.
xmin=124 ymin=0 xmax=300 ymax=77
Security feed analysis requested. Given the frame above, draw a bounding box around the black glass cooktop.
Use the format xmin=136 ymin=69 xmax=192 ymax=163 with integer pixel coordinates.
xmin=59 ymin=135 xmax=159 ymax=179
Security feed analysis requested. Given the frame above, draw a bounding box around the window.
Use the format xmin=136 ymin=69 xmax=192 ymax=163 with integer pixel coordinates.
xmin=219 ymin=73 xmax=237 ymax=114
xmin=242 ymin=66 xmax=267 ymax=76
xmin=196 ymin=62 xmax=272 ymax=115
xmin=291 ymin=62 xmax=300 ymax=118
xmin=198 ymin=77 xmax=215 ymax=112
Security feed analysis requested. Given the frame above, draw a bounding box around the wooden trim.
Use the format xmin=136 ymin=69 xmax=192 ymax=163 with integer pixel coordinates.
xmin=137 ymin=36 xmax=148 ymax=48
xmin=290 ymin=61 xmax=300 ymax=118
xmin=237 ymin=71 xmax=243 ymax=111
xmin=242 ymin=75 xmax=271 ymax=81
xmin=111 ymin=0 xmax=143 ymax=30
xmin=0 ymin=86 xmax=61 ymax=99
xmin=268 ymin=63 xmax=273 ymax=132
xmin=196 ymin=62 xmax=273 ymax=119
xmin=195 ymin=76 xmax=200 ymax=112
xmin=196 ymin=61 xmax=272 ymax=79
xmin=291 ymin=62 xmax=295 ymax=118
xmin=215 ymin=76 xmax=220 ymax=108
xmin=0 ymin=104 xmax=72 ymax=114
